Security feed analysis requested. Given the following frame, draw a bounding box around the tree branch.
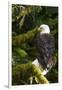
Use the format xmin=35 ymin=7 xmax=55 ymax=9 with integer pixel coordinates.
xmin=12 ymin=28 xmax=40 ymax=47
xmin=12 ymin=63 xmax=49 ymax=85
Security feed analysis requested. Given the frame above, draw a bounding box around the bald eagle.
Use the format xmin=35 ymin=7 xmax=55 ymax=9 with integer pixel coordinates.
xmin=33 ymin=24 xmax=55 ymax=75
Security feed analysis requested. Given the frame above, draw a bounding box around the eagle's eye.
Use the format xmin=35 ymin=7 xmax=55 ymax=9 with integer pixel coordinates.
xmin=40 ymin=27 xmax=43 ymax=30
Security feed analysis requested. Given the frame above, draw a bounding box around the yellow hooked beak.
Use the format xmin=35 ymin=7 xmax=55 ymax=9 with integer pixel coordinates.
xmin=38 ymin=27 xmax=43 ymax=32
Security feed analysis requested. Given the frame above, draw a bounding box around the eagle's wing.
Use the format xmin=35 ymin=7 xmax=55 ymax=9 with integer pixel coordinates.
xmin=36 ymin=33 xmax=55 ymax=69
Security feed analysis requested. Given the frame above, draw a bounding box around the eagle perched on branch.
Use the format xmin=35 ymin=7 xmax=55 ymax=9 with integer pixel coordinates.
xmin=33 ymin=24 xmax=56 ymax=75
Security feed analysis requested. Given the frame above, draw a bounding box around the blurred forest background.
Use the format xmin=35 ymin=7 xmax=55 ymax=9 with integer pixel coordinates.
xmin=12 ymin=4 xmax=58 ymax=85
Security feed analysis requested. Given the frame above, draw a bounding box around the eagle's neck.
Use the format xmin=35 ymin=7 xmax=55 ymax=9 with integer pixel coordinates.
xmin=40 ymin=31 xmax=50 ymax=35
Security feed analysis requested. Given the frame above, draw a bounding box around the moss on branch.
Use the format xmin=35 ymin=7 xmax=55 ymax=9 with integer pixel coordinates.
xmin=12 ymin=28 xmax=40 ymax=46
xmin=12 ymin=63 xmax=49 ymax=85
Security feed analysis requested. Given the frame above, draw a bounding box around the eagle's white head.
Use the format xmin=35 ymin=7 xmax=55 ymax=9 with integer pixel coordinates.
xmin=38 ymin=24 xmax=50 ymax=34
